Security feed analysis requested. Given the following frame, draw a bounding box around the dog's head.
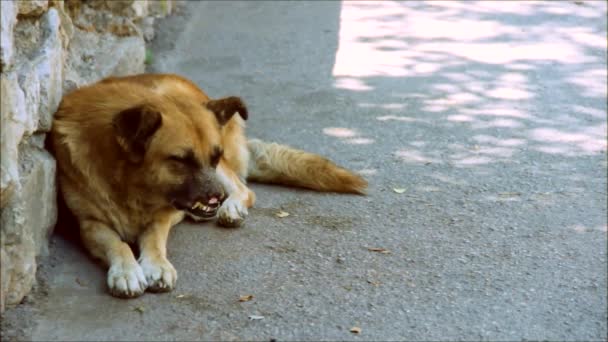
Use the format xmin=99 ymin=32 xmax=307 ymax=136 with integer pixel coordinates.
xmin=112 ymin=95 xmax=247 ymax=218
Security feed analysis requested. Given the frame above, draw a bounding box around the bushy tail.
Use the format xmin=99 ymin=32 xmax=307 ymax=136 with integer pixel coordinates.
xmin=246 ymin=139 xmax=367 ymax=194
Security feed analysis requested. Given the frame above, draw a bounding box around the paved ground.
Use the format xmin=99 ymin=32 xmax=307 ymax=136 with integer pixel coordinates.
xmin=2 ymin=1 xmax=607 ymax=341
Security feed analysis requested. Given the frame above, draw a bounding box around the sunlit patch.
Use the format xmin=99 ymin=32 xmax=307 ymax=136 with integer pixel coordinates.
xmin=422 ymin=104 xmax=448 ymax=113
xmin=417 ymin=185 xmax=442 ymax=192
xmin=572 ymin=105 xmax=606 ymax=118
xmin=331 ymin=0 xmax=606 ymax=163
xmin=346 ymin=138 xmax=375 ymax=145
xmin=409 ymin=141 xmax=425 ymax=147
xmin=473 ymin=135 xmax=526 ymax=147
xmin=357 ymin=168 xmax=377 ymax=175
xmin=573 ymin=224 xmax=608 ymax=233
xmin=507 ymin=63 xmax=535 ymax=71
xmin=418 ymin=41 xmax=592 ymax=64
xmin=487 ymin=87 xmax=533 ymax=100
xmin=444 ymin=72 xmax=474 ymax=82
xmin=472 ymin=118 xmax=523 ymax=129
xmin=499 ymin=73 xmax=528 ymax=83
xmin=413 ymin=63 xmax=440 ymax=74
xmin=395 ymin=149 xmax=437 ymax=164
xmin=382 ymin=103 xmax=406 ymax=110
xmin=573 ymin=225 xmax=587 ymax=233
xmin=567 ymin=68 xmax=608 ymax=98
xmin=530 ymin=127 xmax=607 ymax=153
xmin=446 ymin=92 xmax=482 ymax=104
xmin=448 ymin=114 xmax=474 ymax=122
xmin=434 ymin=84 xmax=460 ymax=92
xmin=334 ymin=77 xmax=373 ymax=91
xmin=323 ymin=127 xmax=358 ymax=138
xmin=454 ymin=156 xmax=493 ymax=166
xmin=543 ymin=5 xmax=570 ymax=15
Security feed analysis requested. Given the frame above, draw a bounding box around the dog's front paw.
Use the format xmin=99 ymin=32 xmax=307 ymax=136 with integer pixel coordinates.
xmin=217 ymin=197 xmax=248 ymax=228
xmin=107 ymin=261 xmax=147 ymax=298
xmin=139 ymin=257 xmax=177 ymax=293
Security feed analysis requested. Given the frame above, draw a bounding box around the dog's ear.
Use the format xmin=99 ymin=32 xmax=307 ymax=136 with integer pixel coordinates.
xmin=205 ymin=96 xmax=248 ymax=125
xmin=112 ymin=105 xmax=162 ymax=163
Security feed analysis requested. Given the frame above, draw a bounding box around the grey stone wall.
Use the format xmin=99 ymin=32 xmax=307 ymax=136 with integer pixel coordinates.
xmin=0 ymin=0 xmax=177 ymax=313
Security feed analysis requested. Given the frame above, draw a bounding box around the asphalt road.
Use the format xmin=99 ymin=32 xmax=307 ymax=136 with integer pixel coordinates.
xmin=3 ymin=1 xmax=607 ymax=341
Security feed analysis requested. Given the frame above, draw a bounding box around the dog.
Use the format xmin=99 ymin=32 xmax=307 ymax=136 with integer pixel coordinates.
xmin=50 ymin=73 xmax=367 ymax=298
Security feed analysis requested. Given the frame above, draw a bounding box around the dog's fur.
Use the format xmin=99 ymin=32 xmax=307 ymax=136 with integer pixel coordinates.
xmin=50 ymin=73 xmax=367 ymax=298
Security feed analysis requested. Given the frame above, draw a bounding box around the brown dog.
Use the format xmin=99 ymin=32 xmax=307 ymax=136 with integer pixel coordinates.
xmin=50 ymin=73 xmax=367 ymax=298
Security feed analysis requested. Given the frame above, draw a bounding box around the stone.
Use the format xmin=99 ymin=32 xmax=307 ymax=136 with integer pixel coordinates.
xmin=0 ymin=137 xmax=57 ymax=310
xmin=149 ymin=0 xmax=175 ymax=17
xmin=140 ymin=16 xmax=155 ymax=42
xmin=86 ymin=0 xmax=148 ymax=19
xmin=17 ymin=0 xmax=49 ymax=17
xmin=1 ymin=72 xmax=27 ymax=210
xmin=0 ymin=0 xmax=17 ymax=70
xmin=0 ymin=10 xmax=65 ymax=184
xmin=0 ymin=233 xmax=36 ymax=311
xmin=17 ymin=137 xmax=58 ymax=256
xmin=34 ymin=8 xmax=65 ymax=131
xmin=65 ymin=27 xmax=145 ymax=90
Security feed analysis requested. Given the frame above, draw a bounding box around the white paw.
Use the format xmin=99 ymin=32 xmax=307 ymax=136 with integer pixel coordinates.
xmin=139 ymin=257 xmax=177 ymax=292
xmin=107 ymin=261 xmax=147 ymax=298
xmin=217 ymin=197 xmax=248 ymax=228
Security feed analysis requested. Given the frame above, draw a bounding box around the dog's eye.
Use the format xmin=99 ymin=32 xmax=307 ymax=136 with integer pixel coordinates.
xmin=210 ymin=146 xmax=223 ymax=167
xmin=168 ymin=155 xmax=186 ymax=162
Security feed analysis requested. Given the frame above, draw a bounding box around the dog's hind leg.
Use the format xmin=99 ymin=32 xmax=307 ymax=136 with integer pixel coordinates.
xmin=80 ymin=220 xmax=148 ymax=298
xmin=215 ymin=161 xmax=255 ymax=228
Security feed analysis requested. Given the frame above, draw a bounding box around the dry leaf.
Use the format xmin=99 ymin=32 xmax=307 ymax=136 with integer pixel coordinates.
xmin=393 ymin=188 xmax=406 ymax=194
xmin=350 ymin=326 xmax=362 ymax=334
xmin=248 ymin=315 xmax=264 ymax=320
xmin=275 ymin=211 xmax=290 ymax=218
xmin=367 ymin=247 xmax=391 ymax=254
xmin=239 ymin=295 xmax=254 ymax=302
xmin=133 ymin=306 xmax=145 ymax=314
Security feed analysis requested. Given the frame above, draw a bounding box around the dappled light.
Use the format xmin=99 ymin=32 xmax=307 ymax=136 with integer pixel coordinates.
xmin=331 ymin=0 xmax=607 ymax=169
xmin=322 ymin=127 xmax=357 ymax=138
xmin=323 ymin=127 xmax=375 ymax=145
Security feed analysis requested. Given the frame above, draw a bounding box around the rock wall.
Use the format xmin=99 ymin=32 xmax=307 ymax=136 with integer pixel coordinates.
xmin=0 ymin=0 xmax=177 ymax=313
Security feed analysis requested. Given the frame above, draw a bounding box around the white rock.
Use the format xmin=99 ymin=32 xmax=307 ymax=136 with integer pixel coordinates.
xmin=0 ymin=0 xmax=17 ymax=69
xmin=35 ymin=8 xmax=65 ymax=131
xmin=0 ymin=72 xmax=27 ymax=207
xmin=0 ymin=139 xmax=57 ymax=309
xmin=16 ymin=140 xmax=58 ymax=256
xmin=131 ymin=0 xmax=149 ymax=19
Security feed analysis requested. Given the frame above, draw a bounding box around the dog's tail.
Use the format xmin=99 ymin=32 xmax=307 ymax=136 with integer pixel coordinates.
xmin=246 ymin=139 xmax=367 ymax=194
